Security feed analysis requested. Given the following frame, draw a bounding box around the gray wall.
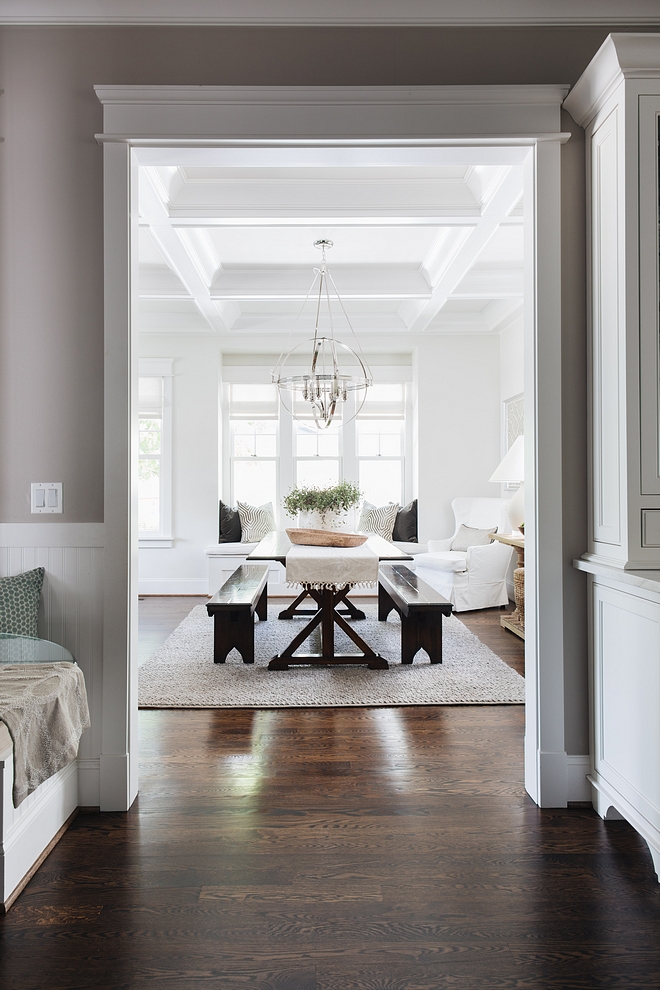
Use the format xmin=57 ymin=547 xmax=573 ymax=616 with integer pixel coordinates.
xmin=0 ymin=24 xmax=627 ymax=524
xmin=0 ymin=23 xmax=653 ymax=755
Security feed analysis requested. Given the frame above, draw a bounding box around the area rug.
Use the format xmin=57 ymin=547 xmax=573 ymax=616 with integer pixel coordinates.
xmin=138 ymin=604 xmax=524 ymax=708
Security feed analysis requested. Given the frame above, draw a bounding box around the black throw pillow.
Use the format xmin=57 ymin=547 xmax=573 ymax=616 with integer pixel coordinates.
xmin=392 ymin=499 xmax=418 ymax=542
xmin=219 ymin=500 xmax=242 ymax=543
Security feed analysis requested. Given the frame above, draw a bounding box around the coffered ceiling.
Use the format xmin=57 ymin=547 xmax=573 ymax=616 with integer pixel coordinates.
xmin=138 ymin=161 xmax=524 ymax=338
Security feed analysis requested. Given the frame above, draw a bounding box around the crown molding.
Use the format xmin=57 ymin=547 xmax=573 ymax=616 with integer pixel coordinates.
xmin=95 ymin=85 xmax=571 ymax=107
xmin=95 ymin=84 xmax=570 ymax=145
xmin=3 ymin=0 xmax=660 ymax=26
xmin=564 ymin=32 xmax=660 ymax=127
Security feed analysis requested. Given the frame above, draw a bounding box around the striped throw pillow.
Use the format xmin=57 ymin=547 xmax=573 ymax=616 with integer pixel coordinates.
xmin=357 ymin=501 xmax=399 ymax=542
xmin=237 ymin=501 xmax=276 ymax=543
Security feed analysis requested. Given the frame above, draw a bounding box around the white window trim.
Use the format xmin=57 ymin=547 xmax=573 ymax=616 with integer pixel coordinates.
xmin=138 ymin=358 xmax=174 ymax=548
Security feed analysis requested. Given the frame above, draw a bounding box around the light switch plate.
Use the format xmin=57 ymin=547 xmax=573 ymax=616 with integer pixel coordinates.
xmin=31 ymin=482 xmax=63 ymax=514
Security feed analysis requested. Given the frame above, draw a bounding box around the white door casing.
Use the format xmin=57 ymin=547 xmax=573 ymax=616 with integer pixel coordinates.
xmin=96 ymin=85 xmax=569 ymax=811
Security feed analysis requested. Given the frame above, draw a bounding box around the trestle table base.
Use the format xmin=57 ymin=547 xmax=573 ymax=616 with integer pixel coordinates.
xmin=278 ymin=586 xmax=366 ymax=621
xmin=269 ymin=586 xmax=387 ymax=671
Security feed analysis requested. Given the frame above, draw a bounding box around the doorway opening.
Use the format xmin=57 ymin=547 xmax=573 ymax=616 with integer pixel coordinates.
xmin=97 ymin=85 xmax=568 ymax=811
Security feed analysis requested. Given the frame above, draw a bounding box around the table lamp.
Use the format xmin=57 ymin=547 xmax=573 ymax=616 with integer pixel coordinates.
xmin=489 ymin=435 xmax=524 ymax=532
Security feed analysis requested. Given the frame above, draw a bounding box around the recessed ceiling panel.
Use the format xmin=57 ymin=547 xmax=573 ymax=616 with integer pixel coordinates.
xmin=138 ymin=159 xmax=524 ymax=338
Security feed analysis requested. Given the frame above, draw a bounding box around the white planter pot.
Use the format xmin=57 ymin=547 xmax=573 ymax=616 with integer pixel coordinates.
xmin=298 ymin=508 xmax=355 ymax=531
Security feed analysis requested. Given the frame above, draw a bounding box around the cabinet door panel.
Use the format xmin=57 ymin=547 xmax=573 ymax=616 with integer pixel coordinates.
xmin=639 ymin=97 xmax=660 ymax=496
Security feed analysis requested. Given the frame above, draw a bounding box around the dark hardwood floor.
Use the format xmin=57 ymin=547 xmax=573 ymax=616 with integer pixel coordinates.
xmin=2 ymin=600 xmax=659 ymax=989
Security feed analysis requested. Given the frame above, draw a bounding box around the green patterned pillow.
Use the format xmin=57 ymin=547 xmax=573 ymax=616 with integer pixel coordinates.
xmin=0 ymin=567 xmax=45 ymax=637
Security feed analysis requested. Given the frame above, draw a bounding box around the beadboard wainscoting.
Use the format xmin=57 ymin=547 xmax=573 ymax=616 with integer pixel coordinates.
xmin=0 ymin=524 xmax=104 ymax=807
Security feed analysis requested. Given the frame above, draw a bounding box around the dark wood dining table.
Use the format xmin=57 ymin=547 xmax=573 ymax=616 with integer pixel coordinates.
xmin=247 ymin=532 xmax=413 ymax=670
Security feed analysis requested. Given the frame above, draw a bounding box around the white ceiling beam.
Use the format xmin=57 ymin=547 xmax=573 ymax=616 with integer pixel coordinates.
xmin=425 ymin=312 xmax=491 ymax=332
xmin=230 ymin=312 xmax=409 ymax=334
xmin=139 ymin=170 xmax=230 ymax=333
xmin=210 ymin=267 xmax=430 ymax=301
xmin=482 ymin=299 xmax=524 ymax=333
xmin=407 ymin=166 xmax=524 ymax=334
xmin=139 ymin=268 xmax=191 ymax=298
xmin=167 ymin=215 xmax=483 ymax=227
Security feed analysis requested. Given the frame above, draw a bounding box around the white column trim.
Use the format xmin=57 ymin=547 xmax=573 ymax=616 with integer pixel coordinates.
xmin=98 ymin=84 xmax=570 ymax=809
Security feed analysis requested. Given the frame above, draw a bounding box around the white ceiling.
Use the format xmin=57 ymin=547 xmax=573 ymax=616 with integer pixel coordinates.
xmin=138 ymin=160 xmax=524 ymax=338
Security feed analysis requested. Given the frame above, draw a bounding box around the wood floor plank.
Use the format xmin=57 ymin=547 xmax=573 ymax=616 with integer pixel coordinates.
xmin=1 ymin=600 xmax=659 ymax=990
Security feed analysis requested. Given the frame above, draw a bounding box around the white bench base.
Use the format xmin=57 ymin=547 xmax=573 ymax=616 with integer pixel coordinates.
xmin=0 ymin=725 xmax=79 ymax=911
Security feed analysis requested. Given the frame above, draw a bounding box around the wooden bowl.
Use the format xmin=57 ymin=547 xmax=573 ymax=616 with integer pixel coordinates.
xmin=286 ymin=527 xmax=368 ymax=548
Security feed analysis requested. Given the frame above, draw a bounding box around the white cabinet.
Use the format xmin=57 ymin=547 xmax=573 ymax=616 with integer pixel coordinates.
xmin=568 ymin=34 xmax=660 ymax=878
xmin=566 ymin=35 xmax=660 ymax=571
xmin=639 ymin=97 xmax=660 ymax=502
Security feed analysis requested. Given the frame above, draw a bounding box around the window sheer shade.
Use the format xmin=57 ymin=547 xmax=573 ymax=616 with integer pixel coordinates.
xmin=138 ymin=367 xmax=172 ymax=545
xmin=138 ymin=377 xmax=163 ymax=418
xmin=229 ymin=383 xmax=278 ymax=419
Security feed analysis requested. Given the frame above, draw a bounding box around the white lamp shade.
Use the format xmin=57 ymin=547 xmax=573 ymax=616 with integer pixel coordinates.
xmin=489 ymin=435 xmax=524 ymax=483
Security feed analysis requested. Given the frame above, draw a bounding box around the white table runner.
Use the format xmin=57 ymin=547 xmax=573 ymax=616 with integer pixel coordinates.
xmin=286 ymin=544 xmax=379 ymax=590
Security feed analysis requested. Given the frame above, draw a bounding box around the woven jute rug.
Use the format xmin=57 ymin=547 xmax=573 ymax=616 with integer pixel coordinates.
xmin=138 ymin=604 xmax=524 ymax=709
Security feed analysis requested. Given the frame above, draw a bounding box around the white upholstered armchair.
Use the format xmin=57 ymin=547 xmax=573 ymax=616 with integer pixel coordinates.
xmin=412 ymin=497 xmax=514 ymax=612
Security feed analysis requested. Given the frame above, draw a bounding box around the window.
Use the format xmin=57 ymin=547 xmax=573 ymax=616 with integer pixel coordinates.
xmin=229 ymin=384 xmax=278 ymax=508
xmin=224 ymin=373 xmax=411 ymax=519
xmin=294 ymin=418 xmax=340 ymax=488
xmin=138 ymin=359 xmax=173 ymax=545
xmin=356 ymin=384 xmax=405 ymax=505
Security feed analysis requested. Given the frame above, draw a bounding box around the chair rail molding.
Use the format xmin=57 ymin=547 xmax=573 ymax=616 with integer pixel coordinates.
xmin=97 ymin=83 xmax=569 ymax=809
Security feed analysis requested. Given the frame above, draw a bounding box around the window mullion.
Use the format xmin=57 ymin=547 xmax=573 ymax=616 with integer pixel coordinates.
xmin=343 ymin=392 xmax=357 ymax=485
xmin=279 ymin=400 xmax=293 ymax=528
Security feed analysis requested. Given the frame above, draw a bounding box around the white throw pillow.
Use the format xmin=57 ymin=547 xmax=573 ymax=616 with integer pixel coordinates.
xmin=237 ymin=501 xmax=276 ymax=543
xmin=450 ymin=524 xmax=495 ymax=552
xmin=357 ymin=501 xmax=399 ymax=541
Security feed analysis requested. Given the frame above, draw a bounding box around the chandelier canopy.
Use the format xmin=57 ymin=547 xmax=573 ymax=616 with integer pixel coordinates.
xmin=272 ymin=240 xmax=372 ymax=429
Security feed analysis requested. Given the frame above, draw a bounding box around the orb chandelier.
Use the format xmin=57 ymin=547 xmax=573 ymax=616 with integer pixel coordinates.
xmin=272 ymin=240 xmax=372 ymax=430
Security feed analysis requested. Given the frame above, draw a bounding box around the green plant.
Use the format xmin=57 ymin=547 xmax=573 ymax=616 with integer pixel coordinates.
xmin=282 ymin=480 xmax=362 ymax=520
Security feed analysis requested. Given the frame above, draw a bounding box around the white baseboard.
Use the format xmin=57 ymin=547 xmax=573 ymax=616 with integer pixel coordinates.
xmin=566 ymin=755 xmax=591 ymax=802
xmin=536 ymin=750 xmax=570 ymax=807
xmin=100 ymin=753 xmax=136 ymax=812
xmin=138 ymin=580 xmax=208 ymax=595
xmin=77 ymin=759 xmax=100 ymax=807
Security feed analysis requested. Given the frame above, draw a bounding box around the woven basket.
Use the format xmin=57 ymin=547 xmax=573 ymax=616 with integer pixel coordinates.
xmin=286 ymin=528 xmax=368 ymax=548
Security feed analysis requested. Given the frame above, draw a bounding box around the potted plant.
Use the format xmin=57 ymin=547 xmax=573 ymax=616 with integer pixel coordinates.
xmin=282 ymin=480 xmax=362 ymax=531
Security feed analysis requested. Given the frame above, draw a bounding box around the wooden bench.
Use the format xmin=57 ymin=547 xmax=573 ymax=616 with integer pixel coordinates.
xmin=378 ymin=563 xmax=453 ymax=664
xmin=206 ymin=564 xmax=269 ymax=664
